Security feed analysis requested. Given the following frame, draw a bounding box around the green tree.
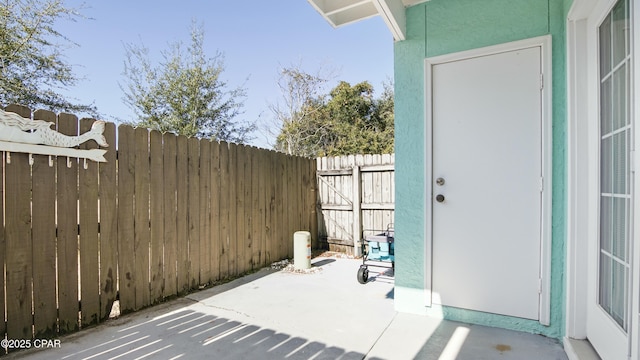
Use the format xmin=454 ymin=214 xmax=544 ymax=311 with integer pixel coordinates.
xmin=269 ymin=65 xmax=331 ymax=155
xmin=121 ymin=21 xmax=254 ymax=143
xmin=0 ymin=0 xmax=97 ymax=115
xmin=275 ymin=79 xmax=394 ymax=157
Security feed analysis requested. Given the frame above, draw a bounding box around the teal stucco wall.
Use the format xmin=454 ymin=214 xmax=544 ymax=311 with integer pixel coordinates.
xmin=393 ymin=0 xmax=569 ymax=339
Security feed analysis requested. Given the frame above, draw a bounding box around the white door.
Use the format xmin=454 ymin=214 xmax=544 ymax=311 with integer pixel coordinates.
xmin=430 ymin=46 xmax=543 ymax=320
xmin=586 ymin=0 xmax=632 ymax=358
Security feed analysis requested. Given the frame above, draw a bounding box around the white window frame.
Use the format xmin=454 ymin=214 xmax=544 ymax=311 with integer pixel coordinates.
xmin=566 ymin=0 xmax=639 ymax=358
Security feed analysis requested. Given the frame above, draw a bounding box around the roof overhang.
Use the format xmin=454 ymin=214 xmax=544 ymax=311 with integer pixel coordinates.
xmin=307 ymin=0 xmax=428 ymax=41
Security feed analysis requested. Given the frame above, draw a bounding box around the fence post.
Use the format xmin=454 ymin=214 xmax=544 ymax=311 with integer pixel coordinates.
xmin=352 ymin=165 xmax=361 ymax=257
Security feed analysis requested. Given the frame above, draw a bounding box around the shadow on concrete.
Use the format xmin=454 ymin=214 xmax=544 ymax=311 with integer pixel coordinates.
xmin=385 ymin=288 xmax=394 ymax=300
xmin=366 ymin=267 xmax=395 ymax=285
xmin=31 ymin=309 xmax=367 ymax=360
xmin=311 ymin=258 xmax=335 ymax=267
xmin=187 ymin=268 xmax=279 ymax=301
xmin=6 ymin=257 xmax=567 ymax=360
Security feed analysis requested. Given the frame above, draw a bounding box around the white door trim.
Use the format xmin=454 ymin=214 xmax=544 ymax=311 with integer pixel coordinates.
xmin=423 ymin=35 xmax=553 ymax=325
xmin=566 ymin=16 xmax=591 ymax=340
xmin=633 ymin=1 xmax=640 ymax=356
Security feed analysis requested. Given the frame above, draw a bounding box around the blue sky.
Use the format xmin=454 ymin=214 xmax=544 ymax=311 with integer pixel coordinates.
xmin=56 ymin=0 xmax=394 ymax=148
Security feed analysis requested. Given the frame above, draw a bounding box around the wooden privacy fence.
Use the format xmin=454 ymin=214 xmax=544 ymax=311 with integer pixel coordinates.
xmin=316 ymin=154 xmax=394 ymax=255
xmin=0 ymin=105 xmax=317 ymax=346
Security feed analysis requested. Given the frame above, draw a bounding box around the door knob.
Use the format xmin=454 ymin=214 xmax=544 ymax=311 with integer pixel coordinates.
xmin=436 ymin=177 xmax=445 ymax=186
xmin=435 ymin=194 xmax=445 ymax=203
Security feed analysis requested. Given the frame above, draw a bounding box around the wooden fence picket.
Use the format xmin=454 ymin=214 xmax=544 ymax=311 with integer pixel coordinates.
xmin=283 ymin=152 xmax=291 ymax=257
xmin=236 ymin=144 xmax=246 ymax=274
xmin=228 ymin=143 xmax=238 ymax=276
xmin=79 ymin=118 xmax=100 ymax=327
xmin=218 ymin=142 xmax=230 ymax=279
xmin=98 ymin=122 xmax=117 ymax=320
xmin=209 ymin=141 xmax=221 ymax=281
xmin=4 ymin=105 xmax=33 ymax=343
xmin=56 ymin=112 xmax=80 ymax=334
xmin=276 ymin=152 xmax=286 ymax=259
xmin=134 ymin=127 xmax=151 ymax=309
xmin=251 ymin=148 xmax=261 ymax=270
xmin=187 ymin=137 xmax=200 ymax=290
xmin=267 ymin=150 xmax=277 ymax=263
xmin=246 ymin=147 xmax=255 ymax=271
xmin=175 ymin=135 xmax=189 ymax=295
xmin=199 ymin=140 xmax=211 ymax=286
xmin=31 ymin=110 xmax=57 ymax=338
xmin=149 ymin=130 xmax=164 ymax=303
xmin=162 ymin=134 xmax=178 ymax=298
xmin=4 ymin=148 xmax=31 ymax=341
xmin=117 ymin=125 xmax=135 ymax=314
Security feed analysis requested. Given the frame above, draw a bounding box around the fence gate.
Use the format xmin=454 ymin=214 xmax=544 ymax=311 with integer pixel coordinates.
xmin=316 ymin=154 xmax=394 ymax=255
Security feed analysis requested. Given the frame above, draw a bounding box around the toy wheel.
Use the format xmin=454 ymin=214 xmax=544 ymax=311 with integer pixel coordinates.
xmin=357 ymin=266 xmax=369 ymax=284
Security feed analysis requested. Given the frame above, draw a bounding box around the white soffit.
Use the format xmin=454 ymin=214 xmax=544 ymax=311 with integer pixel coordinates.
xmin=307 ymin=0 xmax=379 ymax=27
xmin=307 ymin=0 xmax=428 ymax=41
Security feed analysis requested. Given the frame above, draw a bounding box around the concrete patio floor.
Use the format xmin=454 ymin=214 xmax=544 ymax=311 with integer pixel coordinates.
xmin=7 ymin=256 xmax=568 ymax=359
